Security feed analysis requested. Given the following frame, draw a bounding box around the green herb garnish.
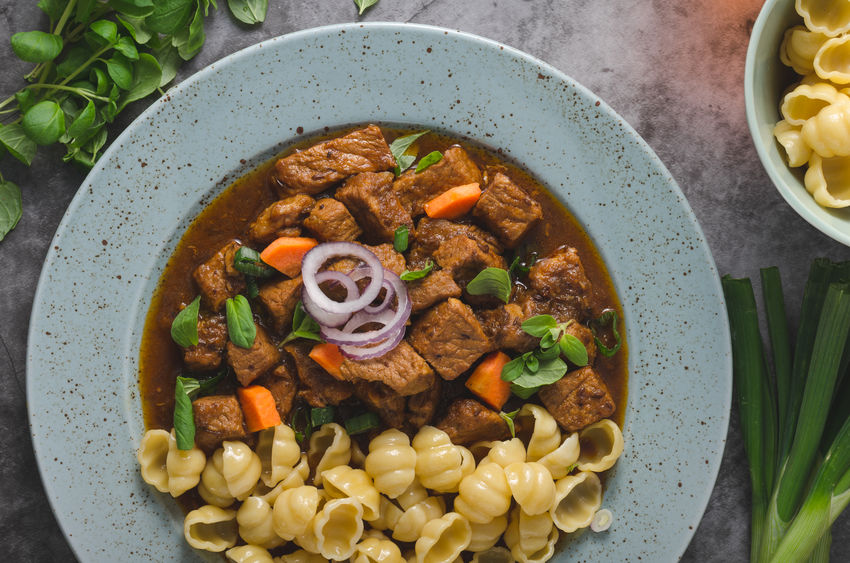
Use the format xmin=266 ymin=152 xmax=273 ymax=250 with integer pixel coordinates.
xmin=415 ymin=150 xmax=442 ymax=173
xmin=245 ymin=276 xmax=259 ymax=299
xmin=389 ymin=130 xmax=428 ymax=175
xmin=233 ymin=246 xmax=274 ymax=278
xmin=393 ymin=225 xmax=409 ymax=252
xmin=466 ymin=267 xmax=512 ymax=303
xmin=0 ymin=181 xmax=22 ymax=241
xmin=353 ymin=0 xmax=380 ymax=15
xmin=173 ymin=376 xmax=196 ymax=450
xmin=590 ymin=309 xmax=622 ymax=357
xmin=170 ymin=295 xmax=201 ymax=348
xmin=281 ymin=301 xmax=322 ymax=345
xmin=227 ymin=0 xmax=268 ymax=24
xmin=225 ymin=294 xmax=256 ymax=348
xmin=345 ymin=411 xmax=380 ymax=435
xmin=400 ymin=259 xmax=435 ymax=281
xmin=508 ymin=249 xmax=537 ymax=277
xmin=291 ymin=403 xmax=313 ymax=443
xmin=500 ymin=408 xmax=520 ymax=438
xmin=310 ymin=406 xmax=335 ymax=427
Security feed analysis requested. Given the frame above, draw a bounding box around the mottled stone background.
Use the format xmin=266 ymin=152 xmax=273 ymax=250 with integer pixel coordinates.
xmin=1 ymin=0 xmax=849 ymax=561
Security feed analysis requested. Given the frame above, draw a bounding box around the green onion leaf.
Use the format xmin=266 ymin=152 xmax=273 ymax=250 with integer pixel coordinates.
xmin=389 ymin=130 xmax=428 ymax=175
xmin=559 ymin=333 xmax=589 ymax=366
xmin=466 ymin=267 xmax=511 ymax=303
xmin=291 ymin=403 xmax=312 ymax=444
xmin=173 ymin=377 xmax=196 ymax=450
xmin=234 ymin=246 xmax=274 ymax=278
xmin=226 ymin=295 xmax=256 ymax=348
xmin=500 ymin=409 xmax=520 ymax=438
xmin=521 ymin=314 xmax=557 ymax=338
xmin=282 ymin=301 xmax=322 ymax=345
xmin=170 ymin=295 xmax=201 ymax=347
xmin=310 ymin=406 xmax=335 ymax=428
xmin=415 ymin=151 xmax=443 ymax=173
xmin=245 ymin=276 xmax=259 ymax=299
xmin=353 ymin=0 xmax=380 ymax=16
xmin=501 ymin=356 xmax=525 ymax=382
xmin=393 ymin=225 xmax=409 ymax=252
xmin=400 ymin=260 xmax=435 ymax=281
xmin=590 ymin=309 xmax=622 ymax=357
xmin=345 ymin=412 xmax=381 ymax=435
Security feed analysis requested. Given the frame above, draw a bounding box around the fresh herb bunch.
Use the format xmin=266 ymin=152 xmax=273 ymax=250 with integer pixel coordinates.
xmin=723 ymin=260 xmax=850 ymax=562
xmin=0 ymin=0 xmax=270 ymax=241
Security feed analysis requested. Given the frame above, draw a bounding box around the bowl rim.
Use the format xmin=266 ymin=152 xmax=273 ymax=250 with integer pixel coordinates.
xmin=744 ymin=0 xmax=850 ymax=247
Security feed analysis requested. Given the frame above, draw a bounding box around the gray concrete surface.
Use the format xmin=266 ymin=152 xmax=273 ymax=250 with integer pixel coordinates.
xmin=1 ymin=0 xmax=849 ymax=561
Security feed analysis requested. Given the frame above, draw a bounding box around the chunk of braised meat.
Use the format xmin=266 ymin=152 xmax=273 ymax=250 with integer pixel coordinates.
xmin=193 ymin=395 xmax=249 ymax=453
xmin=247 ymin=194 xmax=315 ymax=245
xmin=435 ymin=399 xmax=510 ymax=446
xmin=472 ymin=168 xmax=542 ymax=249
xmin=336 ymin=171 xmax=414 ymax=243
xmin=433 ymin=233 xmax=508 ymax=289
xmin=338 ymin=341 xmax=435 ymax=396
xmin=227 ymin=323 xmax=280 ymax=386
xmin=407 ymin=270 xmax=462 ymax=313
xmin=408 ymin=298 xmax=492 ymax=380
xmin=353 ymin=381 xmax=406 ymax=428
xmin=406 ymin=376 xmax=441 ymax=429
xmin=408 ymin=218 xmax=502 ymax=269
xmin=393 ymin=146 xmax=483 ymax=216
xmin=257 ymin=276 xmax=302 ymax=334
xmin=193 ymin=241 xmax=246 ymax=311
xmin=524 ymin=246 xmax=593 ymax=321
xmin=303 ymin=198 xmax=362 ymax=242
xmin=538 ymin=366 xmax=615 ymax=432
xmin=284 ymin=341 xmax=353 ymax=407
xmin=564 ymin=321 xmax=597 ymax=365
xmin=182 ymin=313 xmax=228 ymax=371
xmin=273 ymin=125 xmax=395 ymax=195
xmin=328 ymin=243 xmax=406 ymax=276
xmin=254 ymin=364 xmax=298 ymax=420
xmin=477 ymin=303 xmax=538 ymax=354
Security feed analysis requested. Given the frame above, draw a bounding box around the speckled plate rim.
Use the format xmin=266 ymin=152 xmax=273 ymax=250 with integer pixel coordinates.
xmin=26 ymin=22 xmax=731 ymax=562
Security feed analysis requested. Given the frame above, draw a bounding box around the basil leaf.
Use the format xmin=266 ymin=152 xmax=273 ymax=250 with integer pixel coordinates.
xmin=0 ymin=124 xmax=37 ymax=165
xmin=354 ymin=0 xmax=380 ymax=15
xmin=197 ymin=370 xmax=227 ymax=395
xmin=10 ymin=31 xmax=63 ymax=63
xmin=521 ymin=314 xmax=557 ymax=338
xmin=116 ymin=14 xmax=153 ymax=44
xmin=559 ymin=333 xmax=589 ymax=366
xmin=282 ymin=301 xmax=322 ymax=345
xmin=175 ymin=5 xmax=206 ymax=60
xmin=466 ymin=267 xmax=511 ymax=303
xmin=389 ymin=130 xmax=428 ymax=175
xmin=227 ymin=0 xmax=268 ymax=24
xmin=400 ymin=260 xmax=435 ymax=282
xmin=499 ymin=409 xmax=520 ymax=438
xmin=173 ymin=377 xmax=196 ymax=450
xmin=226 ymin=295 xmax=256 ymax=348
xmin=38 ymin=0 xmax=66 ymax=21
xmin=591 ymin=310 xmax=622 ymax=357
xmin=115 ymin=36 xmax=140 ymax=60
xmin=107 ymin=52 xmax=134 ymax=90
xmin=15 ymin=90 xmax=36 ymax=114
xmin=112 ymin=0 xmax=156 ymax=19
xmin=415 ymin=151 xmax=442 ymax=173
xmin=233 ymin=246 xmax=275 ymax=278
xmin=501 ymin=356 xmax=525 ymax=382
xmin=177 ymin=375 xmax=201 ymax=398
xmin=0 ymin=182 xmax=23 ymax=242
xmin=22 ymin=101 xmax=66 ymax=146
xmin=170 ymin=295 xmax=201 ymax=347
xmin=393 ymin=225 xmax=409 ymax=252
xmin=68 ymin=100 xmax=96 ymax=140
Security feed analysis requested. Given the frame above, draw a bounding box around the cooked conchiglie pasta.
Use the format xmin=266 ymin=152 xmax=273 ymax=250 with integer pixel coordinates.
xmin=802 ymin=98 xmax=850 ymax=157
xmin=365 ymin=429 xmax=417 ymax=499
xmin=504 ymin=462 xmax=556 ymax=515
xmin=781 ymin=25 xmax=830 ymax=75
xmin=138 ymin=429 xmax=171 ymax=493
xmin=370 ymin=495 xmax=404 ymax=531
xmin=352 ymin=536 xmax=405 ymax=563
xmin=467 ymin=514 xmax=508 ymax=552
xmin=537 ymin=432 xmax=580 ymax=479
xmin=183 ymin=505 xmax=238 ymax=552
xmin=516 ymin=404 xmax=561 ymax=462
xmin=321 ymin=465 xmax=381 ymax=520
xmin=454 ymin=462 xmax=512 ymax=524
xmin=313 ymin=497 xmax=365 ymax=561
xmin=272 ymin=485 xmax=321 ymax=541
xmin=395 ymin=479 xmax=429 ymax=510
xmin=137 ymin=429 xmax=206 ymax=497
xmin=225 ymin=544 xmax=274 ymax=563
xmin=412 ymin=426 xmax=474 ymax=492
xmin=805 ymin=153 xmax=850 ymax=207
xmin=781 ymin=82 xmax=844 ymax=125
xmin=470 ymin=547 xmax=514 ymax=563
xmin=221 ymin=441 xmax=263 ymax=500
xmin=774 ymin=120 xmax=813 ymax=167
xmin=393 ymin=496 xmax=446 ymax=542
xmin=815 ymin=35 xmax=850 ymax=83
xmin=275 ymin=549 xmax=327 ymax=563
xmin=237 ymin=496 xmax=284 ymax=550
xmin=504 ymin=506 xmax=555 ymax=562
xmin=199 ymin=449 xmax=236 ymax=508
xmin=577 ymin=419 xmax=625 ymax=472
xmin=414 ymin=512 xmax=472 ymax=563
xmin=256 ymin=423 xmax=302 ymax=488
xmin=797 ymin=0 xmax=850 ymax=37
xmin=478 ymin=438 xmax=526 ymax=468
xmin=550 ymin=471 xmax=603 ymax=533
xmin=350 ymin=439 xmax=368 ymax=469
xmin=308 ymin=423 xmax=352 ymax=486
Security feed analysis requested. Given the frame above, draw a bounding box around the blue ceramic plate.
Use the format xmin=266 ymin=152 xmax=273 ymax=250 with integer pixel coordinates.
xmin=27 ymin=23 xmax=731 ymax=562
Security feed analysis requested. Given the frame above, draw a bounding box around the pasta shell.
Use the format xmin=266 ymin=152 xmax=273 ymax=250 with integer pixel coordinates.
xmin=272 ymin=485 xmax=321 ymax=540
xmin=774 ymin=120 xmax=813 ymax=167
xmin=516 ymin=404 xmax=561 ymax=462
xmin=137 ymin=429 xmax=205 ymax=497
xmin=550 ymin=471 xmax=603 ymax=533
xmin=321 ymin=465 xmax=381 ymax=521
xmin=414 ymin=512 xmax=472 ymax=563
xmin=352 ymin=536 xmax=405 ymax=563
xmin=470 ymin=547 xmax=514 ymax=563
xmin=308 ymin=423 xmax=352 ymax=486
xmin=576 ymin=419 xmax=625 ymax=472
xmin=222 ymin=441 xmax=263 ymax=500
xmin=225 ymin=544 xmax=274 ymax=563
xmin=183 ymin=505 xmax=238 ymax=552
xmin=796 ymin=0 xmax=850 ymax=37
xmin=478 ymin=438 xmax=527 ymax=468
xmin=454 ymin=462 xmax=512 ymax=524
xmin=504 ymin=505 xmax=555 ymax=559
xmin=504 ymin=462 xmax=556 ymax=515
xmin=236 ymin=496 xmax=284 ymax=550
xmin=467 ymin=514 xmax=508 ymax=552
xmin=199 ymin=449 xmax=236 ymax=508
xmin=256 ymin=423 xmax=302 ymax=487
xmin=805 ymin=153 xmax=850 ymax=207
xmin=412 ymin=426 xmax=474 ymax=492
xmin=313 ymin=497 xmax=365 ymax=561
xmin=393 ymin=496 xmax=446 ymax=542
xmin=365 ymin=429 xmax=417 ymax=499
xmin=815 ymin=35 xmax=850 ymax=84
xmin=537 ymin=432 xmax=580 ymax=479
xmin=780 ymin=82 xmax=844 ymax=125
xmin=781 ymin=25 xmax=830 ymax=75
xmin=395 ymin=479 xmax=429 ymax=511
xmin=276 ymin=550 xmax=327 ymax=563
xmin=370 ymin=495 xmax=404 ymax=531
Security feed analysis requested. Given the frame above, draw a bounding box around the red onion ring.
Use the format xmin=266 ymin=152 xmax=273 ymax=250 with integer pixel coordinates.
xmin=301 ymin=242 xmax=384 ymax=314
xmin=301 ymin=285 xmax=351 ymax=328
xmin=338 ymin=324 xmax=407 ymax=360
xmin=364 ymin=279 xmax=395 ymax=314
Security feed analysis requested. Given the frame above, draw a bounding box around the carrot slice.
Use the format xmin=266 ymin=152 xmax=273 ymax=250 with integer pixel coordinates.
xmin=260 ymin=236 xmax=318 ymax=277
xmin=237 ymin=385 xmax=282 ymax=432
xmin=423 ymin=183 xmax=482 ymax=219
xmin=309 ymin=342 xmax=345 ymax=379
xmin=465 ymin=351 xmax=512 ymax=410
